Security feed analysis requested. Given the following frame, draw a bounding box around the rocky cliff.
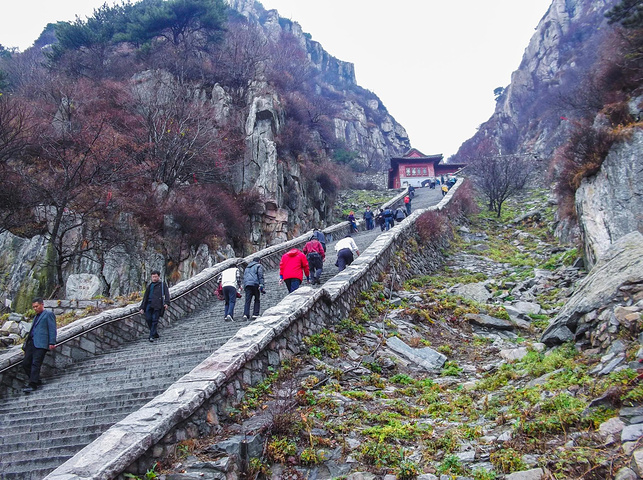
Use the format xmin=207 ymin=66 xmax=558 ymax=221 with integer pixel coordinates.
xmin=229 ymin=0 xmax=410 ymax=244
xmin=0 ymin=0 xmax=410 ymax=309
xmin=452 ymin=0 xmax=642 ymax=268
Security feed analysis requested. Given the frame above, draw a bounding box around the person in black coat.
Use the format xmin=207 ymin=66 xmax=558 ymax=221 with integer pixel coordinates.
xmin=22 ymin=297 xmax=57 ymax=393
xmin=139 ymin=270 xmax=170 ymax=342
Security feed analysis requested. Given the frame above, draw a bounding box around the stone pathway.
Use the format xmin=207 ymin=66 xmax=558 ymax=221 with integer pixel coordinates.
xmin=0 ymin=187 xmax=443 ymax=480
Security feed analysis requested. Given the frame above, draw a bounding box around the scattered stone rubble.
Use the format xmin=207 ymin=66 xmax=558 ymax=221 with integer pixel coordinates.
xmin=152 ymin=201 xmax=643 ymax=480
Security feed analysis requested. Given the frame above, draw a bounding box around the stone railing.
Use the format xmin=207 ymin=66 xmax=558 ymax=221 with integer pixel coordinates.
xmin=44 ymin=181 xmax=462 ymax=480
xmin=0 ymin=188 xmax=410 ymax=397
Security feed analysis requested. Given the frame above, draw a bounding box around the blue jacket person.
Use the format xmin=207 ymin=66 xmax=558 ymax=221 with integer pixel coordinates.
xmin=22 ymin=297 xmax=57 ymax=393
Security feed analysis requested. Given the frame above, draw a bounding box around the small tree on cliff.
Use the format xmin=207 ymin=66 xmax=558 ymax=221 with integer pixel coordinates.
xmin=468 ymin=153 xmax=536 ymax=218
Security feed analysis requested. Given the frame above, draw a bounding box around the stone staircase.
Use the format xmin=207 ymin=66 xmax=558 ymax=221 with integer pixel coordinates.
xmin=0 ymin=188 xmax=443 ymax=480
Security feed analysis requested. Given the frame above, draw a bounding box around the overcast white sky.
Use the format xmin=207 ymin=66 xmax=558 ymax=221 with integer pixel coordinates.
xmin=0 ymin=0 xmax=552 ymax=158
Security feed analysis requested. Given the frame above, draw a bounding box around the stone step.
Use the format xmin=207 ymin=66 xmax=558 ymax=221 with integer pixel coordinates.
xmin=0 ymin=422 xmax=111 ymax=451
xmin=1 ymin=456 xmax=70 ymax=480
xmin=0 ymin=188 xmax=443 ymax=479
xmin=0 ymin=396 xmax=162 ymax=428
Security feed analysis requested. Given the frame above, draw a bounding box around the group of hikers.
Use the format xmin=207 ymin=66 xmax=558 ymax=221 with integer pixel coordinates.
xmin=358 ymin=192 xmax=413 ymax=233
xmin=213 ymin=227 xmax=361 ymax=322
xmin=213 ymin=187 xmax=424 ymax=322
xmin=19 ymin=181 xmax=453 ymax=394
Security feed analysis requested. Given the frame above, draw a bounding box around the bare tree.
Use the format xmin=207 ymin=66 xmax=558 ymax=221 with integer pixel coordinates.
xmin=468 ymin=153 xmax=536 ymax=217
xmin=211 ymin=21 xmax=269 ymax=108
xmin=131 ymin=71 xmax=222 ymax=189
xmin=15 ymin=78 xmax=139 ymax=293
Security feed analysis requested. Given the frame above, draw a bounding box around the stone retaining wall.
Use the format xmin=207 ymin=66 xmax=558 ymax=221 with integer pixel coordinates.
xmin=0 ymin=189 xmax=410 ymax=397
xmin=44 ymin=182 xmax=461 ymax=480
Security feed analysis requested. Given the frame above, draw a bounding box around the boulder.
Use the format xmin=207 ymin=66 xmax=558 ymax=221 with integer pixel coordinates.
xmin=575 ymin=130 xmax=643 ymax=269
xmin=65 ymin=274 xmax=103 ymax=300
xmin=541 ymin=232 xmax=643 ymax=346
xmin=465 ymin=313 xmax=515 ymax=331
xmin=505 ymin=468 xmax=544 ymax=480
xmin=512 ymin=301 xmax=542 ymax=315
xmin=385 ymin=336 xmax=447 ymax=371
xmin=452 ymin=282 xmax=491 ymax=304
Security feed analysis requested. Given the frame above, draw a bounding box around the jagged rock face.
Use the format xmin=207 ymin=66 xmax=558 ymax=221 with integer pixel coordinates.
xmin=575 ymin=130 xmax=643 ymax=268
xmin=455 ymin=0 xmax=618 ymax=160
xmin=541 ymin=231 xmax=643 ymax=346
xmin=228 ymin=0 xmax=409 ymax=173
xmin=1 ymin=0 xmax=410 ymax=304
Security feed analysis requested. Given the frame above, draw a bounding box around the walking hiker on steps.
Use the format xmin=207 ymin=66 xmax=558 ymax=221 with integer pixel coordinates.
xmin=219 ymin=265 xmax=242 ymax=322
xmin=334 ymin=233 xmax=360 ymax=272
xmin=243 ymin=258 xmax=265 ymax=321
xmin=22 ymin=297 xmax=57 ymax=393
xmin=139 ymin=270 xmax=170 ymax=342
xmin=348 ymin=211 xmax=358 ymax=233
xmin=303 ymin=235 xmax=325 ymax=285
xmin=312 ymin=228 xmax=327 ymax=252
xmin=394 ymin=206 xmax=407 ymax=223
xmin=363 ymin=206 xmax=374 ymax=231
xmin=279 ymin=248 xmax=310 ymax=293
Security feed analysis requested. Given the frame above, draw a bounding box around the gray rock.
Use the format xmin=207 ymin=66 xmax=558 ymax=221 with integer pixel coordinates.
xmin=512 ymin=301 xmax=542 ymax=315
xmin=465 ymin=313 xmax=514 ymax=331
xmin=634 ymin=448 xmax=643 ymax=477
xmin=621 ymin=406 xmax=643 ymax=419
xmin=500 ymin=347 xmax=529 ymax=362
xmin=65 ymin=273 xmax=103 ymax=300
xmin=505 ymin=468 xmax=544 ymax=480
xmin=0 ymin=321 xmax=20 ymax=335
xmin=346 ymin=473 xmax=377 ymax=480
xmin=599 ymin=417 xmax=626 ymax=438
xmin=622 ymin=424 xmax=643 ymax=443
xmin=453 ymin=282 xmax=491 ymax=304
xmin=166 ymin=473 xmax=222 ymax=480
xmin=576 ymin=130 xmax=643 ymax=269
xmin=542 ymin=232 xmax=643 ymax=346
xmin=614 ymin=467 xmax=638 ymax=480
xmin=385 ymin=336 xmax=447 ymax=371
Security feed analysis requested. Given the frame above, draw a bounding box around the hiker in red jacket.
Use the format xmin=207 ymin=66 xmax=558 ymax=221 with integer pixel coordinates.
xmin=279 ymin=248 xmax=310 ymax=293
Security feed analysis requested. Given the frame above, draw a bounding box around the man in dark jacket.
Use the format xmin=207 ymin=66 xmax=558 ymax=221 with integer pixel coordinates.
xmin=312 ymin=228 xmax=327 ymax=252
xmin=139 ymin=270 xmax=170 ymax=342
xmin=394 ymin=207 xmax=407 ymax=222
xmin=22 ymin=297 xmax=57 ymax=393
xmin=363 ymin=206 xmax=374 ymax=230
xmin=383 ymin=207 xmax=394 ymax=230
xmin=243 ymin=258 xmax=265 ymax=321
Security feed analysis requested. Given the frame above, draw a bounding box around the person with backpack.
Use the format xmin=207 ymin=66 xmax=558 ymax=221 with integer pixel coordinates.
xmin=139 ymin=270 xmax=171 ymax=342
xmin=404 ymin=194 xmax=412 ymax=215
xmin=394 ymin=207 xmax=407 ymax=222
xmin=303 ymin=235 xmax=325 ymax=285
xmin=383 ymin=207 xmax=394 ymax=230
xmin=441 ymin=184 xmax=449 ymax=197
xmin=376 ymin=208 xmax=385 ymax=231
xmin=242 ymin=258 xmax=265 ymax=321
xmin=312 ymin=228 xmax=327 ymax=252
xmin=219 ymin=265 xmax=242 ymax=321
